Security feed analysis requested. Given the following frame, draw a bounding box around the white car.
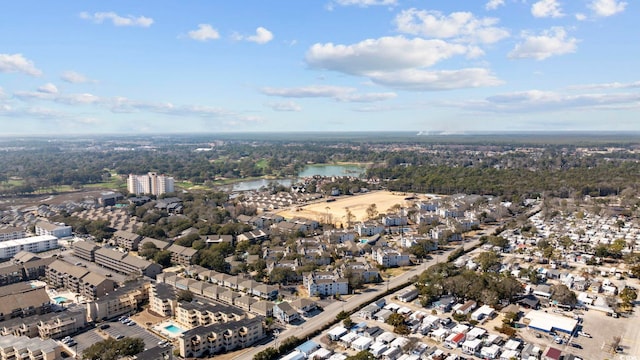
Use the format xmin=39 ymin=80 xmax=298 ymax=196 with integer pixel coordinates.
xmin=578 ymin=331 xmax=592 ymax=338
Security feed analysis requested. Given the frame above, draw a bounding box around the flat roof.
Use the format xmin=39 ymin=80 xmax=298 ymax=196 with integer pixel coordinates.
xmin=524 ymin=310 xmax=578 ymax=333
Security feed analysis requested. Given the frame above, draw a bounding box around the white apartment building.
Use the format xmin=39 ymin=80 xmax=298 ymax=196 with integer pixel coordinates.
xmin=35 ymin=220 xmax=72 ymax=238
xmin=127 ymin=172 xmax=175 ymax=196
xmin=0 ymin=235 xmax=58 ymax=259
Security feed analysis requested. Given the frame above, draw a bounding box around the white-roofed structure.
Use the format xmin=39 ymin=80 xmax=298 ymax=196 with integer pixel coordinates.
xmin=523 ymin=310 xmax=578 ymax=334
xmin=467 ymin=327 xmax=486 ymax=340
xmin=328 ymin=326 xmax=348 ymax=341
xmin=0 ymin=235 xmax=58 ymax=259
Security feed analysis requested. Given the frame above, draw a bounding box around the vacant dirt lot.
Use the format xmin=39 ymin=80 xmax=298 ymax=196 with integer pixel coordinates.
xmin=277 ymin=190 xmax=432 ymax=227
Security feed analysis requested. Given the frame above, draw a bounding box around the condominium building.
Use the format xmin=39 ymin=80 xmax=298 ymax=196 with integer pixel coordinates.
xmin=0 ymin=283 xmax=51 ymax=321
xmin=94 ymin=247 xmax=162 ymax=279
xmin=37 ymin=310 xmax=86 ymax=340
xmin=45 ymin=260 xmax=115 ymax=300
xmin=127 ymin=172 xmax=175 ymax=196
xmin=177 ymin=317 xmax=264 ymax=358
xmin=0 ymin=227 xmax=26 ymax=242
xmin=0 ymin=335 xmax=61 ymax=360
xmin=0 ymin=235 xmax=58 ymax=259
xmin=86 ymin=281 xmax=150 ymax=321
xmin=35 ymin=220 xmax=72 ymax=239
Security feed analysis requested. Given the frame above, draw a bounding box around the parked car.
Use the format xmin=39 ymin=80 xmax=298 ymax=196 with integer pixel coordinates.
xmin=578 ymin=331 xmax=592 ymax=338
xmin=115 ymin=335 xmax=125 ymax=340
xmin=100 ymin=324 xmax=110 ymax=330
xmin=127 ymin=321 xmax=136 ymax=326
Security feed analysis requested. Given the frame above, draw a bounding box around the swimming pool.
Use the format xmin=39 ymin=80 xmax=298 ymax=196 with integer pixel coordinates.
xmin=53 ymin=296 xmax=69 ymax=304
xmin=164 ymin=324 xmax=184 ymax=334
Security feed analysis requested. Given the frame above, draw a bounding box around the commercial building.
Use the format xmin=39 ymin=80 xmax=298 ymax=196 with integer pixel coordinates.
xmin=127 ymin=172 xmax=175 ymax=196
xmin=35 ymin=220 xmax=72 ymax=238
xmin=0 ymin=235 xmax=58 ymax=259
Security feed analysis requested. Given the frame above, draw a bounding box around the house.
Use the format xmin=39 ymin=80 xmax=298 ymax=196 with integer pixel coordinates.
xmin=290 ymin=298 xmax=317 ymax=316
xmin=454 ymin=300 xmax=477 ymax=315
xmin=328 ymin=326 xmax=348 ymax=341
xmin=397 ymin=288 xmax=419 ymax=302
xmin=462 ymin=339 xmax=482 ymax=354
xmin=471 ymin=305 xmax=495 ymax=322
xmin=351 ymin=336 xmax=373 ymax=351
xmin=480 ymin=344 xmax=501 ymax=359
xmin=358 ymin=303 xmax=382 ymax=320
xmin=445 ymin=332 xmax=465 ymax=348
xmin=251 ymin=300 xmax=274 ymax=318
xmin=273 ymin=302 xmax=300 ymax=324
xmin=543 ymin=347 xmax=562 ymax=360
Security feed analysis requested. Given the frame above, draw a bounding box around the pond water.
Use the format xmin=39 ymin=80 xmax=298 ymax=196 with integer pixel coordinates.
xmin=230 ymin=164 xmax=367 ymax=192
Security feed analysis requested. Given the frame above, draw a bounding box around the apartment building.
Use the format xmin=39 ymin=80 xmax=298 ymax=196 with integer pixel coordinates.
xmin=0 ymin=235 xmax=58 ymax=259
xmin=37 ymin=310 xmax=86 ymax=340
xmin=113 ymin=230 xmax=142 ymax=251
xmin=94 ymin=247 xmax=162 ymax=279
xmin=303 ymin=272 xmax=348 ymax=297
xmin=175 ymin=300 xmax=244 ymax=330
xmin=45 ymin=260 xmax=115 ymax=300
xmin=86 ymin=281 xmax=150 ymax=321
xmin=177 ymin=317 xmax=264 ymax=358
xmin=168 ymin=244 xmax=197 ymax=266
xmin=0 ymin=227 xmax=26 ymax=241
xmin=127 ymin=172 xmax=175 ymax=196
xmin=149 ymin=282 xmax=177 ymax=317
xmin=72 ymin=240 xmax=99 ymax=262
xmin=35 ymin=220 xmax=72 ymax=238
xmin=0 ymin=335 xmax=60 ymax=360
xmin=374 ymin=247 xmax=411 ymax=268
xmin=0 ymin=283 xmax=51 ymax=321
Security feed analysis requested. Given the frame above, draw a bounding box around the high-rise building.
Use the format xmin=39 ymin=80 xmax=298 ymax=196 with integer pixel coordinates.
xmin=127 ymin=172 xmax=175 ymax=196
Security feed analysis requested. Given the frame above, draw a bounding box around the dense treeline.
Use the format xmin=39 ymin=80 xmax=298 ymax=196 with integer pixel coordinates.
xmin=3 ymin=135 xmax=640 ymax=199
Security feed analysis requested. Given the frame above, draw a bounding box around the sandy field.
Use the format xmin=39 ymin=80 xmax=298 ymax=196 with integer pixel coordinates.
xmin=276 ymin=190 xmax=432 ymax=227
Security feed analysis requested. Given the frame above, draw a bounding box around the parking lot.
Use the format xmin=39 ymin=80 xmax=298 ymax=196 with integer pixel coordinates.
xmin=67 ymin=321 xmax=165 ymax=357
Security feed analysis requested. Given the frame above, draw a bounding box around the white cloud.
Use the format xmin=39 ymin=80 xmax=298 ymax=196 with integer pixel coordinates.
xmin=445 ymin=89 xmax=640 ymax=113
xmin=508 ymin=27 xmax=578 ymax=60
xmin=79 ymin=11 xmax=153 ymax=27
xmin=575 ymin=13 xmax=587 ymax=21
xmin=485 ymin=0 xmax=505 ymax=10
xmin=37 ymin=83 xmax=58 ymax=94
xmin=61 ymin=71 xmax=95 ymax=84
xmin=265 ymin=101 xmax=302 ymax=112
xmin=187 ymin=24 xmax=220 ymax=41
xmin=261 ymin=85 xmax=396 ymax=102
xmin=0 ymin=53 xmax=42 ymax=76
xmin=306 ymin=36 xmax=468 ymax=75
xmin=332 ymin=0 xmax=397 ymax=7
xmin=531 ymin=0 xmax=564 ymax=18
xmin=567 ymin=80 xmax=640 ymax=90
xmin=366 ymin=68 xmax=503 ymax=91
xmin=588 ymin=0 xmax=627 ymax=17
xmin=240 ymin=27 xmax=274 ymax=44
xmin=394 ymin=9 xmax=509 ymax=44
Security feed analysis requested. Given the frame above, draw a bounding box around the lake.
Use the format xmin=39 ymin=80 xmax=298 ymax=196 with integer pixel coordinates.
xmin=230 ymin=163 xmax=367 ymax=191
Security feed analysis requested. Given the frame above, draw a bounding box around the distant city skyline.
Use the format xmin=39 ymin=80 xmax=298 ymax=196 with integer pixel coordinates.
xmin=1 ymin=0 xmax=638 ymax=135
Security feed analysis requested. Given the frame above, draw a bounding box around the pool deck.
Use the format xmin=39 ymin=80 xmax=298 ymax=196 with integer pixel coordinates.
xmin=153 ymin=320 xmax=186 ymax=338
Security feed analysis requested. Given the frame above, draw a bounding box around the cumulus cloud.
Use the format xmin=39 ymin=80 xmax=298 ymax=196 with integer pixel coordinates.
xmin=306 ymin=36 xmax=469 ymax=75
xmin=37 ymin=83 xmax=58 ymax=94
xmin=394 ymin=9 xmax=509 ymax=44
xmin=588 ymin=0 xmax=627 ymax=17
xmin=485 ymin=0 xmax=505 ymax=10
xmin=366 ymin=68 xmax=503 ymax=91
xmin=508 ymin=27 xmax=578 ymax=60
xmin=61 ymin=71 xmax=95 ymax=84
xmin=331 ymin=0 xmax=397 ymax=7
xmin=531 ymin=0 xmax=564 ymax=18
xmin=79 ymin=11 xmax=153 ymax=27
xmin=261 ymin=85 xmax=396 ymax=102
xmin=187 ymin=24 xmax=220 ymax=41
xmin=0 ymin=53 xmax=42 ymax=76
xmin=265 ymin=101 xmax=302 ymax=112
xmin=575 ymin=13 xmax=587 ymax=21
xmin=236 ymin=27 xmax=274 ymax=44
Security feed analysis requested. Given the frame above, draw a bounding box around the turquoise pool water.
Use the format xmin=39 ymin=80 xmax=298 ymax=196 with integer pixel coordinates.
xmin=164 ymin=324 xmax=184 ymax=334
xmin=53 ymin=296 xmax=69 ymax=304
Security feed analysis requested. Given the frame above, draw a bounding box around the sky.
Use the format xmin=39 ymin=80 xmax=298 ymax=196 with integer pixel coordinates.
xmin=0 ymin=0 xmax=638 ymax=135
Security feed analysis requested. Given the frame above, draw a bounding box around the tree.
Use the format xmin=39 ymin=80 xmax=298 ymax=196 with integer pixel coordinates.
xmin=83 ymin=337 xmax=145 ymax=360
xmin=386 ymin=313 xmax=405 ymax=327
xmin=345 ymin=207 xmax=355 ymax=228
xmin=343 ymin=316 xmax=354 ymax=329
xmin=346 ymin=351 xmax=375 ymax=360
xmin=176 ymin=289 xmax=194 ymax=302
xmin=476 ymin=251 xmax=501 ymax=272
xmin=366 ymin=203 xmax=378 ymax=220
xmin=138 ymin=242 xmax=159 ymax=260
xmin=620 ymin=287 xmax=638 ymax=307
xmin=336 ymin=310 xmax=349 ymax=322
xmin=154 ymin=250 xmax=172 ymax=267
xmin=550 ymin=284 xmax=577 ymax=307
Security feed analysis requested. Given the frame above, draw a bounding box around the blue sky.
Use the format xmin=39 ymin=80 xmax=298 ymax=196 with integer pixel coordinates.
xmin=0 ymin=0 xmax=638 ymax=135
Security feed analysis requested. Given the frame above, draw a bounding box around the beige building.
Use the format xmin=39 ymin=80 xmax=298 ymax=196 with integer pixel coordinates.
xmin=127 ymin=172 xmax=175 ymax=196
xmin=87 ymin=281 xmax=150 ymax=322
xmin=167 ymin=244 xmax=197 ymax=266
xmin=37 ymin=310 xmax=86 ymax=340
xmin=0 ymin=283 xmax=51 ymax=321
xmin=149 ymin=282 xmax=177 ymax=317
xmin=174 ymin=300 xmax=244 ymax=330
xmin=177 ymin=317 xmax=264 ymax=358
xmin=0 ymin=335 xmax=60 ymax=360
xmin=45 ymin=260 xmax=115 ymax=300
